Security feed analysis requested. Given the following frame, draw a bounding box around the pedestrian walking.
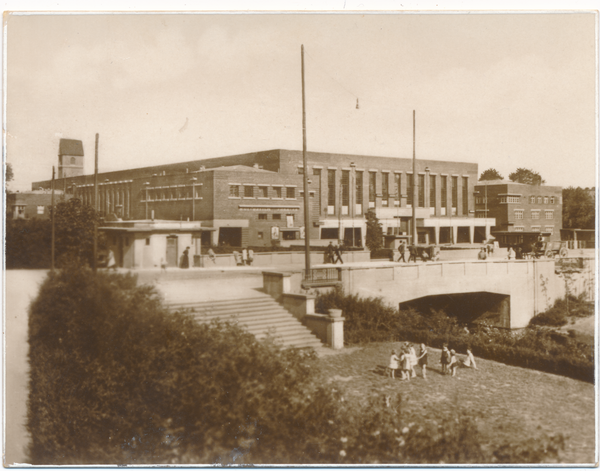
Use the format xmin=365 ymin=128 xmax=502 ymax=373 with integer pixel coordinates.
xmin=242 ymin=248 xmax=248 ymax=266
xmin=181 ymin=247 xmax=190 ymax=269
xmin=326 ymin=241 xmax=335 ymax=264
xmin=207 ymin=247 xmax=217 ymax=264
xmin=397 ymin=241 xmax=406 ymax=262
xmin=107 ymin=249 xmax=117 ymax=270
xmin=387 ymin=349 xmax=400 ymax=379
xmin=417 ymin=343 xmax=428 ymax=379
xmin=334 ymin=244 xmax=344 ymax=264
xmin=408 ymin=245 xmax=418 ymax=263
xmin=247 ymin=248 xmax=254 ymax=266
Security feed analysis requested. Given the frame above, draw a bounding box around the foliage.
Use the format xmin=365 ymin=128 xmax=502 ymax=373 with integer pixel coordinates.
xmin=5 ymin=197 xmax=103 ymax=269
xmin=365 ymin=209 xmax=383 ymax=253
xmin=529 ymin=294 xmax=593 ymax=327
xmin=5 ymin=218 xmax=52 ymax=268
xmin=478 ymin=168 xmax=503 ymax=181
xmin=562 ymin=187 xmax=595 ymax=229
xmin=316 ymin=289 xmax=594 ymax=383
xmin=6 ymin=162 xmax=14 ymax=182
xmin=508 ymin=168 xmax=545 ymax=185
xmin=27 ymin=269 xmax=564 ymax=464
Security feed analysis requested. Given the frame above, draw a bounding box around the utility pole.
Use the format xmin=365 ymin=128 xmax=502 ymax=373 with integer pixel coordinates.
xmin=93 ymin=133 xmax=99 ymax=273
xmin=301 ymin=45 xmax=311 ymax=277
xmin=412 ymin=110 xmax=417 ymax=246
xmin=51 ymin=166 xmax=55 ymax=273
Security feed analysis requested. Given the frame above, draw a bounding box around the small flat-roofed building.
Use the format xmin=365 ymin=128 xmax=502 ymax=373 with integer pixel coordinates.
xmin=6 ymin=190 xmax=71 ymax=220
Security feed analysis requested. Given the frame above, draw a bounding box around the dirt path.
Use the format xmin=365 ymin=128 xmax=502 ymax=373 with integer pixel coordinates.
xmin=316 ymin=342 xmax=596 ymax=464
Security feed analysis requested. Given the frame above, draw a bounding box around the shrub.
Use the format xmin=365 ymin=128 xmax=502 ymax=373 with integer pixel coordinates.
xmin=530 ymin=294 xmax=594 ymax=327
xmin=28 ymin=269 xmax=568 ymax=464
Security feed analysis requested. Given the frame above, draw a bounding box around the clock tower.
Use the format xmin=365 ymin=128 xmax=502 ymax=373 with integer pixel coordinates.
xmin=58 ymin=139 xmax=84 ymax=178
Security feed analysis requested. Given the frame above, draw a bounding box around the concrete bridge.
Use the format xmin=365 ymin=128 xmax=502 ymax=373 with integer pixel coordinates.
xmin=273 ymin=257 xmax=595 ymax=329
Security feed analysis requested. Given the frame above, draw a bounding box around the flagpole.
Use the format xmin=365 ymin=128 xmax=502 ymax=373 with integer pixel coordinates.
xmin=301 ymin=45 xmax=311 ymax=278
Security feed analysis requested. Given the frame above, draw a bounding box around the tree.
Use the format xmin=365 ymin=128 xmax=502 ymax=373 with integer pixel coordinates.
xmin=562 ymin=187 xmax=595 ymax=229
xmin=54 ymin=197 xmax=103 ymax=267
xmin=508 ymin=168 xmax=545 ymax=185
xmin=365 ymin=209 xmax=383 ymax=252
xmin=6 ymin=162 xmax=14 ymax=182
xmin=479 ymin=168 xmax=504 ymax=181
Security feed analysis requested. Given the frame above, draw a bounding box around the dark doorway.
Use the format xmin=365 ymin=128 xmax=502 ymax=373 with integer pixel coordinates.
xmin=201 ymin=231 xmax=212 ymax=248
xmin=399 ymin=292 xmax=510 ymax=329
xmin=218 ymin=227 xmax=242 ymax=247
xmin=321 ymin=227 xmax=339 ymax=240
xmin=166 ymin=236 xmax=178 ymax=267
xmin=474 ymin=227 xmax=486 ymax=243
xmin=457 ymin=227 xmax=470 ymax=243
xmin=439 ymin=227 xmax=452 ymax=244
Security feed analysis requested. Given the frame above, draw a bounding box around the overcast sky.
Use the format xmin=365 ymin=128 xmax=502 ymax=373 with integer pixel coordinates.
xmin=5 ymin=11 xmax=597 ymax=190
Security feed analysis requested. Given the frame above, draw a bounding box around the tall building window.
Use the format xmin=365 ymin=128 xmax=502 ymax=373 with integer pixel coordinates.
xmin=531 ymin=210 xmax=540 ymax=219
xmin=355 ymin=171 xmax=363 ymax=214
xmin=369 ymin=172 xmax=376 ymax=208
xmin=429 ymin=175 xmax=436 ymax=209
xmin=451 ymin=176 xmax=458 ymax=213
xmin=530 ymin=196 xmax=536 ymax=204
xmin=441 ymin=176 xmax=447 ymax=210
xmin=462 ymin=177 xmax=468 ymax=214
xmin=395 ymin=173 xmax=401 ymax=207
xmin=382 ymin=173 xmax=389 ymax=207
xmin=328 ymin=170 xmax=336 ymax=214
xmin=273 ymin=187 xmax=282 ymax=198
xmin=244 ymin=186 xmax=254 ymax=198
xmin=407 ymin=173 xmax=413 ymax=207
xmin=341 ymin=170 xmax=350 ymax=214
xmin=313 ymin=168 xmax=322 ymax=214
xmin=418 ymin=174 xmax=425 ymax=207
xmin=514 ymin=209 xmax=524 ymax=219
xmin=550 ymin=196 xmax=555 ymax=204
xmin=286 ymin=187 xmax=296 ymax=199
xmin=544 ymin=197 xmax=549 ymax=204
xmin=259 ymin=186 xmax=268 ymax=198
xmin=229 ymin=185 xmax=240 ymax=197
xmin=545 ymin=210 xmax=554 ymax=219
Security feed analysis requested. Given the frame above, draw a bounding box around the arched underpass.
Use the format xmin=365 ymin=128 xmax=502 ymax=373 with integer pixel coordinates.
xmin=399 ymin=292 xmax=511 ymax=329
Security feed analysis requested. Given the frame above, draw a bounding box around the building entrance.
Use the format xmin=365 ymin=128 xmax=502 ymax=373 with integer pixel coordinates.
xmin=218 ymin=227 xmax=242 ymax=247
xmin=343 ymin=228 xmax=362 ymax=247
xmin=166 ymin=236 xmax=178 ymax=267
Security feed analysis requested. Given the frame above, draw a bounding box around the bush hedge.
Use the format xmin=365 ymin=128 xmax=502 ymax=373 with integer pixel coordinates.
xmin=316 ymin=287 xmax=594 ymax=383
xmin=27 ymin=268 xmax=566 ymax=464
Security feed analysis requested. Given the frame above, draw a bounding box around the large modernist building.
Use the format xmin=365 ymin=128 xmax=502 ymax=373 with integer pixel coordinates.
xmin=33 ymin=149 xmax=496 ymax=249
xmin=473 ymin=180 xmax=563 ymax=245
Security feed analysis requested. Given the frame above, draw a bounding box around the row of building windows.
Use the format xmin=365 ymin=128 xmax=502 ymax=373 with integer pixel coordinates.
xmin=495 ymin=195 xmax=560 ymax=204
xmin=144 ymin=187 xmax=202 ymax=201
xmin=513 ymin=225 xmax=555 ymax=234
xmin=257 ymin=213 xmax=287 ymax=221
xmin=229 ymin=185 xmax=295 ymax=199
xmin=514 ymin=210 xmax=554 ymax=220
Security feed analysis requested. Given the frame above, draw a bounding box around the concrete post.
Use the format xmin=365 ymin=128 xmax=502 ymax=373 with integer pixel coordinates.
xmin=434 ymin=226 xmax=440 ymax=245
xmin=328 ymin=309 xmax=344 ymax=349
xmin=469 ymin=225 xmax=475 ymax=244
xmin=452 ymin=226 xmax=458 ymax=245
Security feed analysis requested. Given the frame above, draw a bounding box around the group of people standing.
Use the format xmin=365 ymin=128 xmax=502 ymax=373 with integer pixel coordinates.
xmin=387 ymin=342 xmax=429 ymax=381
xmin=388 ymin=343 xmax=477 ymax=380
xmin=233 ymin=247 xmax=255 ymax=266
xmin=326 ymin=241 xmax=344 ymax=264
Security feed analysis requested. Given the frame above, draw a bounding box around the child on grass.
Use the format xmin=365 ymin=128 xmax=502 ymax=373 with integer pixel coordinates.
xmin=448 ymin=349 xmax=459 ymax=377
xmin=408 ymin=343 xmax=418 ymax=378
xmin=417 ymin=343 xmax=428 ymax=379
xmin=462 ymin=348 xmax=478 ymax=370
xmin=387 ymin=349 xmax=400 ymax=379
xmin=401 ymin=347 xmax=412 ymax=381
xmin=441 ymin=344 xmax=450 ymax=375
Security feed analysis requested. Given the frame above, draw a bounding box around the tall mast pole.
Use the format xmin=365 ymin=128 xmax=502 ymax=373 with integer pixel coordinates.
xmin=51 ymin=166 xmax=55 ymax=273
xmin=412 ymin=110 xmax=417 ymax=246
xmin=93 ymin=133 xmax=99 ymax=273
xmin=301 ymin=45 xmax=311 ymax=276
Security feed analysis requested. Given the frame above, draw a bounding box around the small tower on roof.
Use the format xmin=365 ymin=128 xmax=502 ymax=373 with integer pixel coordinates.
xmin=58 ymin=138 xmax=84 ymax=178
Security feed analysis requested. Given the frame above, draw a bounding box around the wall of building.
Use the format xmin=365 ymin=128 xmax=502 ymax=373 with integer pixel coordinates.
xmin=6 ymin=192 xmax=70 ymax=220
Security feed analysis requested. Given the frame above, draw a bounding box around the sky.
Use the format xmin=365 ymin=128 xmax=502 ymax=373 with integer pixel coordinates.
xmin=4 ymin=10 xmax=597 ymax=191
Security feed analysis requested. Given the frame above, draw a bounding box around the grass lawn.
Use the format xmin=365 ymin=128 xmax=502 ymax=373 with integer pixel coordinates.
xmin=315 ymin=342 xmax=596 ymax=464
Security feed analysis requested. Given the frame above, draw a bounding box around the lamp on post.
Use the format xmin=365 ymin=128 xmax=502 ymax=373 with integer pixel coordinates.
xmin=191 ymin=177 xmax=197 ymax=221
xmin=143 ymin=182 xmax=150 ymax=219
xmin=350 ymin=162 xmax=356 ymax=247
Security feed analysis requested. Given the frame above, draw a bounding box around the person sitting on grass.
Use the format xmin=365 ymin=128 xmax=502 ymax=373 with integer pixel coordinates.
xmin=417 ymin=343 xmax=428 ymax=379
xmin=448 ymin=349 xmax=459 ymax=377
xmin=461 ymin=347 xmax=478 ymax=370
xmin=387 ymin=349 xmax=400 ymax=379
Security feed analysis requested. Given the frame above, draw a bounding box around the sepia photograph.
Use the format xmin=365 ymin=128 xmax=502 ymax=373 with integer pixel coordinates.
xmin=3 ymin=4 xmax=597 ymax=466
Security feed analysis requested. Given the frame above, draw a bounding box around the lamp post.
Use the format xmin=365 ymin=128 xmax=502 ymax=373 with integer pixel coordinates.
xmin=350 ymin=162 xmax=356 ymax=247
xmin=144 ymin=182 xmax=150 ymax=219
xmin=191 ymin=177 xmax=197 ymax=221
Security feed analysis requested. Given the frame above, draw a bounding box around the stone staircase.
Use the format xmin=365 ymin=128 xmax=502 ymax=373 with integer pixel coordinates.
xmin=168 ymin=296 xmax=324 ymax=350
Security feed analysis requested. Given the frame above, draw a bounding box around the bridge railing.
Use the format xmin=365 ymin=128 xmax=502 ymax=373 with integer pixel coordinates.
xmin=302 ymin=267 xmax=341 ymax=287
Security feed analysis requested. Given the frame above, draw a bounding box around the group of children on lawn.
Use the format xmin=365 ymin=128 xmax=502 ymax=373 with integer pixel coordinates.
xmin=388 ymin=343 xmax=477 ymax=380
